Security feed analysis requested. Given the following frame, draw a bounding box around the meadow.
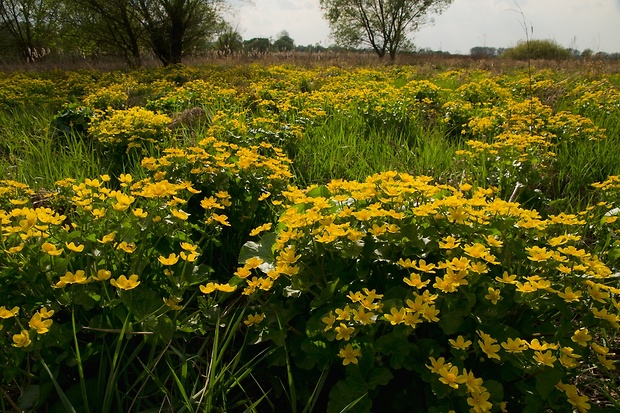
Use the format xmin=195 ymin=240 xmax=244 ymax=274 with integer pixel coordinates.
xmin=1 ymin=57 xmax=620 ymax=412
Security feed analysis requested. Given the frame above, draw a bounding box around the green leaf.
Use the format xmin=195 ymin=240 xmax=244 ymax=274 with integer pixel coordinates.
xmin=376 ymin=332 xmax=410 ymax=369
xmin=366 ymin=367 xmax=393 ymax=390
xmin=121 ymin=287 xmax=161 ymax=321
xmin=306 ymin=185 xmax=331 ymax=199
xmin=535 ymin=367 xmax=564 ymax=400
xmin=19 ymin=385 xmax=40 ymax=410
xmin=239 ymin=232 xmax=277 ymax=263
xmin=327 ymin=379 xmax=370 ymax=413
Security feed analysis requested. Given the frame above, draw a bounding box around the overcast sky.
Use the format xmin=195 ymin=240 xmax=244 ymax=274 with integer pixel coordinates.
xmin=229 ymin=0 xmax=620 ymax=54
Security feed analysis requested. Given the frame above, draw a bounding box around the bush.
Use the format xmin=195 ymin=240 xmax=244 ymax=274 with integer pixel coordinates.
xmin=237 ymin=171 xmax=620 ymax=412
xmin=501 ymin=40 xmax=571 ymax=60
xmin=0 ymin=134 xmax=293 ymax=411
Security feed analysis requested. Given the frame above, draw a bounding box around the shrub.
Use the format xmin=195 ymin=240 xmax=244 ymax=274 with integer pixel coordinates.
xmin=237 ymin=171 xmax=620 ymax=412
xmin=0 ymin=134 xmax=293 ymax=411
xmin=501 ymin=40 xmax=571 ymax=60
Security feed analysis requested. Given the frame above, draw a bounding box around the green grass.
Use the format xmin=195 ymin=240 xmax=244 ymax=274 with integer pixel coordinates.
xmin=0 ymin=109 xmax=101 ymax=188
xmin=291 ymin=109 xmax=461 ymax=186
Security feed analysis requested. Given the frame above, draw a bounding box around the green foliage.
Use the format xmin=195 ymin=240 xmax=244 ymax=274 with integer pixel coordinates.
xmin=320 ymin=0 xmax=453 ymax=60
xmin=502 ymin=39 xmax=571 ymax=60
xmin=238 ymin=173 xmax=620 ymax=412
xmin=1 ymin=63 xmax=620 ymax=412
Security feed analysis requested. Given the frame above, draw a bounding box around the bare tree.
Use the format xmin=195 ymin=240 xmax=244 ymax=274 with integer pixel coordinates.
xmin=320 ymin=0 xmax=453 ymax=61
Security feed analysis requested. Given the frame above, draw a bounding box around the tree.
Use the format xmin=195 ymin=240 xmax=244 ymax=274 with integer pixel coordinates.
xmin=244 ymin=37 xmax=270 ymax=54
xmin=320 ymin=0 xmax=452 ymax=61
xmin=132 ymin=0 xmax=222 ymax=65
xmin=272 ymin=30 xmax=294 ymax=52
xmin=215 ymin=25 xmax=243 ymax=55
xmin=0 ymin=0 xmax=63 ymax=61
xmin=64 ymin=0 xmax=144 ymax=66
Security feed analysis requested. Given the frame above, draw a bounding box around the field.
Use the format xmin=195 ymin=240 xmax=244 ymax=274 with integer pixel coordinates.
xmin=1 ymin=57 xmax=620 ymax=412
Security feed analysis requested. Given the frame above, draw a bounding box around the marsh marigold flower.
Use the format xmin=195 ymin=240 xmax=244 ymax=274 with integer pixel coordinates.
xmin=158 ymin=253 xmax=179 ymax=266
xmin=13 ymin=330 xmax=31 ymax=347
xmin=0 ymin=306 xmax=19 ymax=319
xmin=29 ymin=312 xmax=53 ymax=334
xmin=244 ymin=313 xmax=265 ymax=327
xmin=42 ymin=242 xmax=63 ymax=256
xmin=449 ymin=335 xmax=472 ymax=350
xmin=571 ymin=328 xmax=592 ymax=347
xmin=338 ymin=344 xmax=361 ymax=365
xmin=110 ymin=274 xmax=140 ymax=290
xmin=56 ymin=270 xmax=89 ymax=287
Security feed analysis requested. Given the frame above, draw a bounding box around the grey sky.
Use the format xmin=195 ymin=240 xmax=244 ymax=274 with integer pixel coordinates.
xmin=230 ymin=0 xmax=620 ymax=54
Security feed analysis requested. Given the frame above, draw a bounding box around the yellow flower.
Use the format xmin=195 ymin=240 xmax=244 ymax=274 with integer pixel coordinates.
xmin=163 ymin=297 xmax=183 ymax=310
xmin=449 ymin=335 xmax=472 ymax=350
xmin=66 ymin=242 xmax=85 ymax=252
xmin=557 ymin=287 xmax=582 ymax=302
xmin=234 ymin=266 xmax=252 ymax=278
xmin=217 ymin=283 xmax=237 ymax=293
xmin=528 ymin=338 xmax=558 ymax=351
xmin=403 ymin=272 xmax=430 ymax=289
xmin=12 ymin=330 xmax=31 ymax=348
xmin=199 ymin=282 xmax=217 ymax=294
xmin=29 ymin=312 xmax=53 ymax=334
xmin=426 ymin=356 xmax=451 ymax=374
xmin=244 ymin=313 xmax=265 ymax=327
xmin=322 ymin=312 xmax=336 ymax=331
xmin=0 ymin=306 xmax=19 ymax=319
xmin=352 ymin=308 xmax=375 ymax=325
xmin=210 ymin=213 xmax=231 ymax=226
xmin=180 ymin=251 xmax=197 ymax=262
xmin=56 ymin=270 xmax=89 ymax=287
xmin=334 ymin=323 xmax=355 ymax=341
xmin=384 ymin=307 xmax=406 ymax=325
xmin=93 ymin=269 xmax=112 ymax=281
xmin=338 ymin=343 xmax=361 ymax=365
xmin=133 ymin=208 xmax=148 ymax=218
xmin=110 ymin=274 xmax=140 ymax=290
xmin=39 ymin=308 xmax=54 ymax=318
xmin=557 ymin=383 xmax=590 ymax=413
xmin=438 ymin=366 xmax=467 ymax=389
xmin=496 ymin=271 xmax=517 ymax=284
xmin=117 ymin=241 xmax=136 ymax=253
xmin=484 ymin=287 xmax=501 ymax=304
xmin=439 ymin=236 xmax=461 ymax=249
xmin=526 ymin=246 xmax=554 ymax=262
xmin=533 ymin=350 xmax=557 ymax=367
xmin=501 ymin=337 xmax=527 ymax=353
xmin=478 ymin=331 xmax=501 ymax=360
xmin=6 ymin=243 xmax=25 ymax=254
xmin=571 ymin=328 xmax=592 ymax=347
xmin=249 ymin=223 xmax=272 ymax=237
xmin=42 ymin=242 xmax=63 ymax=256
xmin=467 ymin=389 xmax=492 ymax=413
xmin=170 ymin=209 xmax=189 ymax=220
xmin=180 ymin=242 xmax=198 ymax=252
xmin=463 ymin=368 xmax=484 ymax=393
xmin=158 ymin=253 xmax=179 ymax=266
xmin=118 ymin=173 xmax=133 ymax=186
xmin=596 ymin=354 xmax=616 ymax=371
xmin=98 ymin=232 xmax=116 ymax=244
